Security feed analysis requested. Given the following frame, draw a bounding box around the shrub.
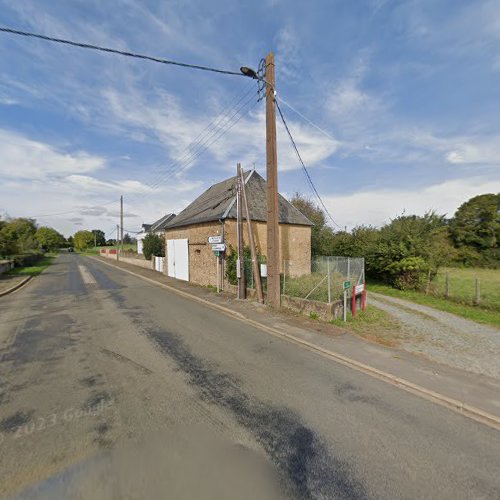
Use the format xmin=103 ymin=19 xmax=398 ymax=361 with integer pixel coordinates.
xmin=385 ymin=256 xmax=430 ymax=290
xmin=143 ymin=233 xmax=164 ymax=261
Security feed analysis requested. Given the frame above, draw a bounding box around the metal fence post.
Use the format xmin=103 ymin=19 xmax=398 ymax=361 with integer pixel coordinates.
xmin=347 ymin=257 xmax=350 ymax=281
xmin=475 ymin=278 xmax=480 ymax=305
xmin=327 ymin=259 xmax=331 ymax=303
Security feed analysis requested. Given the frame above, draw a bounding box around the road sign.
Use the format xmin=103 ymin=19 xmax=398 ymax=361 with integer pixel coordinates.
xmin=211 ymin=243 xmax=226 ymax=252
xmin=343 ymin=280 xmax=351 ymax=290
xmin=355 ymin=283 xmax=365 ymax=295
xmin=208 ymin=235 xmax=223 ymax=244
xmin=214 ymin=250 xmax=220 ymax=257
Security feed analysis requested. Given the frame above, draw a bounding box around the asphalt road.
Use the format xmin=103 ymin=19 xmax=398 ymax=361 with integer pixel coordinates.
xmin=0 ymin=253 xmax=499 ymax=499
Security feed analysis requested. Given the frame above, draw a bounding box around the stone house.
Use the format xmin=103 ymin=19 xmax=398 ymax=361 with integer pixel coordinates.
xmin=164 ymin=170 xmax=312 ymax=287
xmin=136 ymin=213 xmax=175 ymax=254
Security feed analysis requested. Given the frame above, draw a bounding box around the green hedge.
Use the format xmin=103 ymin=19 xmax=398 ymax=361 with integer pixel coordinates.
xmin=11 ymin=252 xmax=44 ymax=268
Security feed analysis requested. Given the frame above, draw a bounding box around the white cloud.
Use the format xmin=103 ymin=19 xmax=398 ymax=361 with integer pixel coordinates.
xmin=323 ymin=176 xmax=500 ymax=230
xmin=444 ymin=140 xmax=500 ymax=165
xmin=274 ymin=25 xmax=301 ymax=80
xmin=0 ymin=129 xmax=106 ymax=179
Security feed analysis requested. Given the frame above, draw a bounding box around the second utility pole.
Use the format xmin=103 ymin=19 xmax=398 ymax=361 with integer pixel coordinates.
xmin=237 ymin=163 xmax=246 ymax=299
xmin=265 ymin=52 xmax=280 ymax=308
xmin=120 ymin=195 xmax=124 ymax=254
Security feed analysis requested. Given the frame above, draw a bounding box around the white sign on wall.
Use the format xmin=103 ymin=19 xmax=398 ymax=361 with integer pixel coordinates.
xmin=355 ymin=284 xmax=365 ymax=295
xmin=208 ymin=235 xmax=223 ymax=244
xmin=211 ymin=243 xmax=226 ymax=252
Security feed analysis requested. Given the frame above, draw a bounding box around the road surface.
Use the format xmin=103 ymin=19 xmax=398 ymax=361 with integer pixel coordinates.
xmin=0 ymin=253 xmax=499 ymax=499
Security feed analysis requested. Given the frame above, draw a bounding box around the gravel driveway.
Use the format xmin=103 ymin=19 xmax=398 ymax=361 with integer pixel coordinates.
xmin=369 ymin=292 xmax=500 ymax=380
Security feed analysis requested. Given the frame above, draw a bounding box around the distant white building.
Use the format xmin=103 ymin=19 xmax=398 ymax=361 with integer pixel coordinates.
xmin=136 ymin=214 xmax=175 ymax=254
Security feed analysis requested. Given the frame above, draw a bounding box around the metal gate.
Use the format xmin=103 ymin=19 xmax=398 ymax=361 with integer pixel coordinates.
xmin=166 ymin=239 xmax=189 ymax=281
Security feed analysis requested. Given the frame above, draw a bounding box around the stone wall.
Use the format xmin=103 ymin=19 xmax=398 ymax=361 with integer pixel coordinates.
xmin=0 ymin=260 xmax=13 ymax=275
xmin=223 ymin=220 xmax=311 ymax=277
xmin=100 ymin=249 xmax=155 ymax=270
xmin=164 ymin=219 xmax=311 ymax=288
xmin=225 ymin=283 xmax=343 ymax=321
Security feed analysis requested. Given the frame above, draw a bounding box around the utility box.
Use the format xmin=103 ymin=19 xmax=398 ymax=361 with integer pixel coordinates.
xmin=260 ymin=263 xmax=267 ymax=277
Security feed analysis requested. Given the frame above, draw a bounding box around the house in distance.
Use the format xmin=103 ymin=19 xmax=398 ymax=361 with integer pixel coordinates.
xmin=136 ymin=213 xmax=175 ymax=254
xmin=164 ymin=170 xmax=312 ymax=287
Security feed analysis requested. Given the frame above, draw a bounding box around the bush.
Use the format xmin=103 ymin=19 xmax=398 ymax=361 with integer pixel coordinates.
xmin=225 ymin=245 xmax=265 ymax=286
xmin=385 ymin=256 xmax=430 ymax=290
xmin=143 ymin=233 xmax=164 ymax=261
xmin=11 ymin=252 xmax=44 ymax=268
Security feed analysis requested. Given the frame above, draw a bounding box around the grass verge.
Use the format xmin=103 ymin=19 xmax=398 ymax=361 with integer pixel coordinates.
xmin=368 ymin=282 xmax=500 ymax=328
xmin=330 ymin=305 xmax=402 ymax=347
xmin=8 ymin=252 xmax=57 ymax=277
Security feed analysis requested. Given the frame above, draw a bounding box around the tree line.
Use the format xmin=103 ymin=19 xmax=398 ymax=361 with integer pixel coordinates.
xmin=0 ymin=217 xmax=137 ymax=256
xmin=0 ymin=217 xmax=65 ymax=257
xmin=291 ymin=193 xmax=500 ymax=290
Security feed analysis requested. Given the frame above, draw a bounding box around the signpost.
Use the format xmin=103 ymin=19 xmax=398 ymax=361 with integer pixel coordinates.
xmin=343 ymin=282 xmax=350 ymax=322
xmin=209 ymin=236 xmax=225 ymax=293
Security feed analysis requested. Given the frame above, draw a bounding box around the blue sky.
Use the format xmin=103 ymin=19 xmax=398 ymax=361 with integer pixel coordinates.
xmin=1 ymin=0 xmax=499 ymax=237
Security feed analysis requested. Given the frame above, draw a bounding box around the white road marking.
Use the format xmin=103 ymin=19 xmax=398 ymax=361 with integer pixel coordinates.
xmin=78 ymin=265 xmax=96 ymax=285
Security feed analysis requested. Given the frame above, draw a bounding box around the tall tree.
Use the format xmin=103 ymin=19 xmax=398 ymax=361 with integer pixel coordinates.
xmin=73 ymin=230 xmax=95 ymax=251
xmin=35 ymin=227 xmax=65 ymax=251
xmin=450 ymin=193 xmax=500 ymax=250
xmin=91 ymin=229 xmax=106 ymax=246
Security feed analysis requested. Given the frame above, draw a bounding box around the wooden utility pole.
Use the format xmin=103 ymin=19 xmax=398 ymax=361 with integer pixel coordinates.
xmin=236 ymin=164 xmax=246 ymax=299
xmin=120 ymin=195 xmax=124 ymax=254
xmin=265 ymin=51 xmax=280 ymax=308
xmin=239 ymin=167 xmax=264 ymax=303
xmin=116 ymin=224 xmax=120 ymax=261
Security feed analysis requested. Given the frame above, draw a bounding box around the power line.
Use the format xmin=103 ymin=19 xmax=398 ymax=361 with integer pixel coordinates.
xmin=0 ymin=27 xmax=245 ymax=77
xmin=129 ymin=86 xmax=258 ymax=200
xmin=126 ymin=81 xmax=256 ymax=198
xmin=278 ymin=95 xmax=338 ymax=143
xmin=275 ymin=99 xmax=342 ymax=230
xmin=125 ymin=90 xmax=259 ymax=206
xmin=30 ymin=199 xmax=119 ymax=218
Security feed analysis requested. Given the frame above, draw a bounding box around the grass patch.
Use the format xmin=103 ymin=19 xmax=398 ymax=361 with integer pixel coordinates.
xmin=284 ymin=272 xmax=346 ymax=302
xmin=309 ymin=312 xmax=319 ymax=320
xmin=8 ymin=252 xmax=57 ymax=277
xmin=368 ymin=281 xmax=500 ymax=328
xmin=330 ymin=305 xmax=401 ymax=346
xmin=430 ymin=267 xmax=500 ymax=311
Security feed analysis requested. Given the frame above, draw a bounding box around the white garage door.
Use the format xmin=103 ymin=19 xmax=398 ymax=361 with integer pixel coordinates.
xmin=166 ymin=238 xmax=189 ymax=281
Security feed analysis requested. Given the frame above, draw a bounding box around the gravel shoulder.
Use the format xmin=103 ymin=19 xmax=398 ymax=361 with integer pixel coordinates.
xmin=369 ymin=292 xmax=500 ymax=379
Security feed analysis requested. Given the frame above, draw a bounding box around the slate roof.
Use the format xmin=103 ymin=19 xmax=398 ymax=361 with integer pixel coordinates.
xmin=165 ymin=171 xmax=313 ymax=230
xmin=150 ymin=213 xmax=176 ymax=232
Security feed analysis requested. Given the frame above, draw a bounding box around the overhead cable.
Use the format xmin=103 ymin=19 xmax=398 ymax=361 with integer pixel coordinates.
xmin=0 ymin=27 xmax=245 ymax=77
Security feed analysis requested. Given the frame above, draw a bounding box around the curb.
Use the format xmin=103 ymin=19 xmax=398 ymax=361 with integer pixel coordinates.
xmin=89 ymin=256 xmax=500 ymax=431
xmin=0 ymin=275 xmax=32 ymax=297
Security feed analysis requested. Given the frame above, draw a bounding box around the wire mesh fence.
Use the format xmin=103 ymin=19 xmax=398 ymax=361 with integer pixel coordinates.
xmin=282 ymin=256 xmax=365 ymax=304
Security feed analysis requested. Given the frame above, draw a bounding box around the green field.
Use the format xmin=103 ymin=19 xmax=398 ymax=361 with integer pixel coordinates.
xmin=429 ymin=267 xmax=500 ymax=310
